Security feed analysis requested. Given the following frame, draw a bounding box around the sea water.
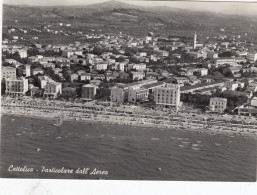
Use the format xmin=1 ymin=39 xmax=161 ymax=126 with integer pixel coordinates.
xmin=0 ymin=115 xmax=256 ymax=181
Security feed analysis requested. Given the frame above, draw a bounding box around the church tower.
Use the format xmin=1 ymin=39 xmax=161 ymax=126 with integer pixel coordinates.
xmin=193 ymin=31 xmax=197 ymax=50
xmin=25 ymin=65 xmax=31 ymax=77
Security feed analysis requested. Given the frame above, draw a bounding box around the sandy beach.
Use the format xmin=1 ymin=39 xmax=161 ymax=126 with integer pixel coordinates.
xmin=1 ymin=97 xmax=257 ymax=138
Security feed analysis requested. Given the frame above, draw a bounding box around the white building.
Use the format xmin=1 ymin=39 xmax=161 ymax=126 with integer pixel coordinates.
xmin=38 ymin=76 xmax=54 ymax=89
xmin=173 ymin=77 xmax=190 ymax=85
xmin=224 ymin=82 xmax=239 ymax=91
xmin=5 ymin=59 xmax=19 ymax=64
xmin=131 ymin=71 xmax=145 ymax=80
xmin=17 ymin=49 xmax=27 ymax=58
xmin=146 ymin=36 xmax=152 ymax=42
xmin=80 ymin=73 xmax=91 ymax=81
xmin=43 ymin=82 xmax=62 ymax=99
xmin=94 ymin=63 xmax=108 ymax=70
xmin=215 ymin=58 xmax=236 ymax=66
xmin=209 ymin=97 xmax=227 ymax=113
xmin=128 ymin=85 xmax=149 ymax=103
xmin=32 ymin=68 xmax=44 ymax=76
xmin=110 ymin=86 xmax=127 ymax=104
xmin=196 ymin=68 xmax=208 ymax=76
xmin=154 ymin=83 xmax=181 ymax=111
xmin=251 ymin=97 xmax=257 ymax=107
xmin=5 ymin=77 xmax=28 ymax=96
xmin=247 ymin=53 xmax=257 ymax=62
xmin=128 ymin=63 xmax=146 ymax=71
xmin=25 ymin=65 xmax=31 ymax=77
xmin=2 ymin=66 xmax=16 ymax=80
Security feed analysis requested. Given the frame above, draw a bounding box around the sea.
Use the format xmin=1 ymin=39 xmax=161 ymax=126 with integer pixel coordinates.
xmin=0 ymin=114 xmax=256 ymax=181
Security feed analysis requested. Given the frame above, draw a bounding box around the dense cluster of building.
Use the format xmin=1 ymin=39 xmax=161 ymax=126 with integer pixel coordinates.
xmin=2 ymin=28 xmax=257 ymax=115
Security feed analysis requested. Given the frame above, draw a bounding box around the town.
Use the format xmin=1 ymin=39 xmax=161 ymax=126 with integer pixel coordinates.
xmin=2 ymin=23 xmax=257 ymax=118
xmin=1 ymin=1 xmax=257 ymax=185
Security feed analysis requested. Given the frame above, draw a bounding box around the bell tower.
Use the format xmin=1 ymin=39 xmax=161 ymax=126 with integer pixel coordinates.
xmin=193 ymin=31 xmax=197 ymax=50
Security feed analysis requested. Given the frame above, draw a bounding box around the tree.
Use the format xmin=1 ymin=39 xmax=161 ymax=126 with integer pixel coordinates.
xmin=1 ymin=81 xmax=6 ymax=95
xmin=95 ymin=88 xmax=111 ymax=100
xmin=43 ymin=68 xmax=62 ymax=82
xmin=28 ymin=48 xmax=40 ymax=56
xmin=92 ymin=45 xmax=103 ymax=55
xmin=218 ymin=51 xmax=237 ymax=58
xmin=222 ymin=68 xmax=234 ymax=77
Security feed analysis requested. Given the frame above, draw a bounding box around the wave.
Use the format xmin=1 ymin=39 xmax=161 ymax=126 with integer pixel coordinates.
xmin=192 ymin=144 xmax=201 ymax=147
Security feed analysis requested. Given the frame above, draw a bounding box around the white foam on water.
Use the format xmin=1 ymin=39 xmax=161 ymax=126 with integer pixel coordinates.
xmin=192 ymin=144 xmax=201 ymax=147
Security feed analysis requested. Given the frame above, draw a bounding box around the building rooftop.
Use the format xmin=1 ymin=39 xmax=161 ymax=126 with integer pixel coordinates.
xmin=210 ymin=97 xmax=227 ymax=102
xmin=143 ymin=81 xmax=165 ymax=89
xmin=82 ymin=84 xmax=97 ymax=88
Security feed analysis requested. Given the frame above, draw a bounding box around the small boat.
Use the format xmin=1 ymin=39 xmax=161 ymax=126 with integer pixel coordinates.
xmin=36 ymin=148 xmax=40 ymax=152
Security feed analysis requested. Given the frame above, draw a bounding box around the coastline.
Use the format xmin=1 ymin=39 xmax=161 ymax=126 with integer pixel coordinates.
xmin=1 ymin=97 xmax=257 ymax=139
xmin=2 ymin=109 xmax=256 ymax=139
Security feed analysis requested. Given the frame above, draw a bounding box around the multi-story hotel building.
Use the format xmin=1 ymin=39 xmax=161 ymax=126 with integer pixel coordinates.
xmin=209 ymin=97 xmax=227 ymax=113
xmin=82 ymin=84 xmax=97 ymax=100
xmin=43 ymin=82 xmax=62 ymax=99
xmin=5 ymin=77 xmax=28 ymax=96
xmin=2 ymin=66 xmax=16 ymax=80
xmin=127 ymin=63 xmax=147 ymax=71
xmin=215 ymin=57 xmax=236 ymax=66
xmin=110 ymin=86 xmax=128 ymax=104
xmin=154 ymin=83 xmax=181 ymax=111
xmin=110 ymin=79 xmax=158 ymax=104
xmin=38 ymin=76 xmax=55 ymax=89
xmin=128 ymin=85 xmax=148 ymax=103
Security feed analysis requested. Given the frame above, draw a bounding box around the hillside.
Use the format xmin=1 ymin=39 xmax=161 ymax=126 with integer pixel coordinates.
xmin=2 ymin=1 xmax=257 ymax=40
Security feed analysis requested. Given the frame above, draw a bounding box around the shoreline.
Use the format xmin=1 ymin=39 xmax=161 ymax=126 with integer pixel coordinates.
xmin=1 ymin=97 xmax=257 ymax=139
xmin=2 ymin=111 xmax=256 ymax=139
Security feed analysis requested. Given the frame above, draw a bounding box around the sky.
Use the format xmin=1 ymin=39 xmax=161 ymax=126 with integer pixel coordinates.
xmin=2 ymin=0 xmax=257 ymax=16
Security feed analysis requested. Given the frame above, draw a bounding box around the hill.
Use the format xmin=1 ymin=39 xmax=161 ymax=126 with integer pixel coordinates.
xmin=2 ymin=1 xmax=257 ymax=40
